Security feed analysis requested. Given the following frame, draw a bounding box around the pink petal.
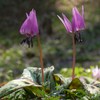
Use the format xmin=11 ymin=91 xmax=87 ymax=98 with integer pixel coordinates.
xmin=72 ymin=17 xmax=76 ymax=32
xmin=72 ymin=6 xmax=85 ymax=32
xmin=29 ymin=9 xmax=39 ymax=35
xmin=62 ymin=14 xmax=72 ymax=33
xmin=20 ymin=9 xmax=39 ymax=37
xmin=92 ymin=66 xmax=100 ymax=79
xmin=57 ymin=14 xmax=72 ymax=33
xmin=26 ymin=13 xmax=29 ymax=18
xmin=20 ymin=16 xmax=33 ymax=37
xmin=57 ymin=15 xmax=67 ymax=29
xmin=82 ymin=5 xmax=84 ymax=18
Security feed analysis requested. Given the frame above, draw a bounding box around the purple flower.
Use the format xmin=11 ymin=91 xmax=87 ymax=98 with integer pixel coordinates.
xmin=20 ymin=9 xmax=39 ymax=47
xmin=57 ymin=6 xmax=85 ymax=33
xmin=20 ymin=9 xmax=39 ymax=37
xmin=92 ymin=66 xmax=100 ymax=80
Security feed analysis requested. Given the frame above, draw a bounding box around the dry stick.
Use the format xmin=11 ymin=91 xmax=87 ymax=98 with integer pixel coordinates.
xmin=37 ymin=34 xmax=44 ymax=82
xmin=72 ymin=33 xmax=76 ymax=79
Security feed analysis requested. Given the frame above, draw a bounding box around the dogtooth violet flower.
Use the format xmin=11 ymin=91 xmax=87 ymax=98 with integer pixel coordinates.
xmin=20 ymin=9 xmax=39 ymax=47
xmin=57 ymin=6 xmax=85 ymax=43
xmin=92 ymin=66 xmax=100 ymax=80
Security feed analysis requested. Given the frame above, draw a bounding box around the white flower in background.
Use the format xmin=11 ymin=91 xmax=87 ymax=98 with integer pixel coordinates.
xmin=92 ymin=66 xmax=100 ymax=80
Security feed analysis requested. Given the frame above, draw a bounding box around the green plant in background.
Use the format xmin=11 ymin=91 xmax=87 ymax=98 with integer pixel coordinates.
xmin=60 ymin=67 xmax=92 ymax=78
xmin=0 ymin=0 xmax=100 ymax=76
xmin=0 ymin=1 xmax=100 ymax=100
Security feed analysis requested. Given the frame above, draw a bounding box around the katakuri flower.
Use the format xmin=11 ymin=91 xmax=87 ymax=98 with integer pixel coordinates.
xmin=92 ymin=66 xmax=100 ymax=80
xmin=57 ymin=6 xmax=85 ymax=43
xmin=57 ymin=6 xmax=85 ymax=79
xmin=20 ymin=9 xmax=44 ymax=82
xmin=20 ymin=9 xmax=39 ymax=47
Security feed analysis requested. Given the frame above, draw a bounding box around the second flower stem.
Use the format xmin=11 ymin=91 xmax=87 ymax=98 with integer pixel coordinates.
xmin=37 ymin=34 xmax=44 ymax=83
xmin=72 ymin=33 xmax=76 ymax=80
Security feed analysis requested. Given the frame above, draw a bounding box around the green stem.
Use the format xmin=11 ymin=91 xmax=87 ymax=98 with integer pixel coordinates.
xmin=72 ymin=33 xmax=76 ymax=79
xmin=37 ymin=34 xmax=44 ymax=83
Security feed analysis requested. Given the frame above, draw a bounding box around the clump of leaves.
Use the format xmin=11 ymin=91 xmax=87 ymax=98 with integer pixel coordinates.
xmin=0 ymin=66 xmax=100 ymax=100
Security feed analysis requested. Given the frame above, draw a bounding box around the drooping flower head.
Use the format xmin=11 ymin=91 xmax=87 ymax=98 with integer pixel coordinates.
xmin=20 ymin=9 xmax=39 ymax=47
xmin=58 ymin=6 xmax=85 ymax=33
xmin=57 ymin=6 xmax=85 ymax=43
xmin=20 ymin=9 xmax=39 ymax=37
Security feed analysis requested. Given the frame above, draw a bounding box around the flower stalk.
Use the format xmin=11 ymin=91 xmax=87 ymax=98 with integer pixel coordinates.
xmin=37 ymin=34 xmax=44 ymax=82
xmin=72 ymin=33 xmax=76 ymax=79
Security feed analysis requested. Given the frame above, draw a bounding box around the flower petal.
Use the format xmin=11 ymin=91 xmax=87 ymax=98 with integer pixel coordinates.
xmin=62 ymin=14 xmax=72 ymax=33
xmin=92 ymin=66 xmax=100 ymax=79
xmin=57 ymin=15 xmax=66 ymax=29
xmin=72 ymin=6 xmax=85 ymax=32
xmin=57 ymin=14 xmax=72 ymax=33
xmin=29 ymin=9 xmax=39 ymax=35
xmin=20 ymin=16 xmax=33 ymax=37
xmin=26 ymin=13 xmax=29 ymax=18
xmin=82 ymin=5 xmax=84 ymax=18
xmin=20 ymin=9 xmax=39 ymax=37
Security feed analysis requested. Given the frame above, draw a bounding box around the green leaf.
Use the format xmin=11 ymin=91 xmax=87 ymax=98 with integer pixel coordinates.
xmin=44 ymin=96 xmax=60 ymax=100
xmin=1 ymin=66 xmax=100 ymax=99
xmin=68 ymin=78 xmax=84 ymax=90
xmin=84 ymin=84 xmax=100 ymax=94
xmin=0 ymin=66 xmax=55 ymax=99
xmin=79 ymin=77 xmax=100 ymax=94
xmin=3 ymin=89 xmax=29 ymax=100
xmin=21 ymin=66 xmax=56 ymax=91
xmin=53 ymin=74 xmax=71 ymax=85
xmin=0 ymin=78 xmax=41 ymax=99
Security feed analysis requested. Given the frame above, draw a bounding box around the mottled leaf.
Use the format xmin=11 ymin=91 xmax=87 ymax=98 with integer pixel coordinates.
xmin=68 ymin=78 xmax=84 ymax=89
xmin=54 ymin=74 xmax=71 ymax=85
xmin=0 ymin=78 xmax=41 ymax=98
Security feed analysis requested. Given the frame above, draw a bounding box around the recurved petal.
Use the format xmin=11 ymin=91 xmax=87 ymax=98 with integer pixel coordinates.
xmin=29 ymin=9 xmax=39 ymax=35
xmin=62 ymin=13 xmax=72 ymax=33
xmin=72 ymin=6 xmax=85 ymax=32
xmin=57 ymin=15 xmax=66 ymax=29
xmin=26 ymin=13 xmax=29 ymax=18
xmin=82 ymin=5 xmax=84 ymax=18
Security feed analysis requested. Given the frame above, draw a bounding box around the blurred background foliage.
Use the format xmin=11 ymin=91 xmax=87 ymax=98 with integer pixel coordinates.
xmin=0 ymin=0 xmax=100 ymax=83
